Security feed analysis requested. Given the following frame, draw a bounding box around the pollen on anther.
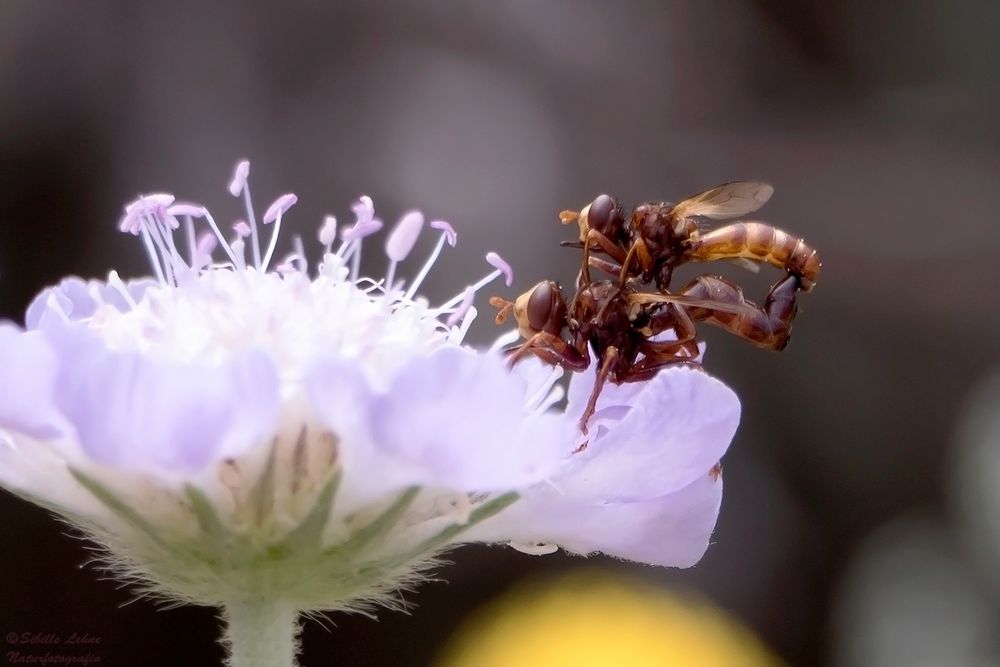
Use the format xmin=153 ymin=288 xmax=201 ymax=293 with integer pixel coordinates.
xmin=486 ymin=252 xmax=514 ymax=287
xmin=386 ymin=211 xmax=424 ymax=262
xmin=430 ymin=220 xmax=458 ymax=247
xmin=119 ymin=193 xmax=177 ymax=234
xmin=228 ymin=160 xmax=250 ymax=197
xmin=135 ymin=193 xmax=176 ymax=209
xmin=352 ymin=195 xmax=376 ymax=224
xmin=341 ymin=219 xmax=383 ymax=242
xmin=263 ymin=194 xmax=298 ymax=225
xmin=319 ymin=216 xmax=338 ymax=247
xmin=233 ymin=221 xmax=252 ymax=239
xmin=195 ymin=233 xmax=218 ymax=268
xmin=167 ymin=203 xmax=206 ymax=218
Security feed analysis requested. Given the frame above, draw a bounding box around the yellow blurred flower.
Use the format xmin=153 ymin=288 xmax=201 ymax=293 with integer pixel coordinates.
xmin=437 ymin=570 xmax=783 ymax=667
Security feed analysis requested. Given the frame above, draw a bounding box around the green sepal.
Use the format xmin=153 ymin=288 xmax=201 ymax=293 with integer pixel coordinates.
xmin=324 ymin=486 xmax=420 ymax=558
xmin=277 ymin=471 xmax=341 ymax=554
xmin=393 ymin=491 xmax=519 ymax=566
xmin=247 ymin=443 xmax=277 ymax=527
xmin=183 ymin=483 xmax=246 ymax=565
xmin=70 ymin=468 xmax=187 ymax=560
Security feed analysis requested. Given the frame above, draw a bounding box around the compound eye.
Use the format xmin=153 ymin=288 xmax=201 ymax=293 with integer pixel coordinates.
xmin=587 ymin=194 xmax=622 ymax=234
xmin=526 ymin=282 xmax=557 ymax=332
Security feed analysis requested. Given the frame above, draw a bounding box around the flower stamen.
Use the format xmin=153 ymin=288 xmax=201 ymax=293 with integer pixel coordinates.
xmin=340 ymin=197 xmax=383 ymax=282
xmin=150 ymin=213 xmax=188 ymax=283
xmin=261 ymin=194 xmax=298 ymax=273
xmin=488 ymin=329 xmax=521 ymax=354
xmin=201 ymin=208 xmax=242 ymax=268
xmin=229 ymin=160 xmax=264 ymax=271
xmin=231 ymin=238 xmax=247 ymax=272
xmin=319 ymin=216 xmax=337 ymax=255
xmin=184 ymin=216 xmax=198 ymax=267
xmin=404 ymin=220 xmax=457 ymax=301
xmin=141 ymin=212 xmax=180 ymax=285
xmin=384 ymin=210 xmax=425 ymax=295
xmin=138 ymin=223 xmax=167 ymax=284
xmin=195 ymin=233 xmax=218 ymax=272
xmin=438 ymin=252 xmax=513 ymax=313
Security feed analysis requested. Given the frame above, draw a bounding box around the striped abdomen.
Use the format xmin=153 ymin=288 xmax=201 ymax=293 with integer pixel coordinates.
xmin=688 ymin=222 xmax=820 ymax=291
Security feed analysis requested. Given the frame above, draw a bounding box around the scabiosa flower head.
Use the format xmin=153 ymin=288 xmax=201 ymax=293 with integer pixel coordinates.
xmin=0 ymin=161 xmax=739 ymax=666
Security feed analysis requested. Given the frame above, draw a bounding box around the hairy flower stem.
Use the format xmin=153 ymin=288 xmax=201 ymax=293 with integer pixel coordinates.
xmin=222 ymin=599 xmax=301 ymax=667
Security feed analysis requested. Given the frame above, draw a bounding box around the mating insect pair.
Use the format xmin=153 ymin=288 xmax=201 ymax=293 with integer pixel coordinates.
xmin=491 ymin=182 xmax=821 ymax=433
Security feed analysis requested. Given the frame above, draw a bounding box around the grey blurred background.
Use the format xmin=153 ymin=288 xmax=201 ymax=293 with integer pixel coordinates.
xmin=1 ymin=1 xmax=999 ymax=665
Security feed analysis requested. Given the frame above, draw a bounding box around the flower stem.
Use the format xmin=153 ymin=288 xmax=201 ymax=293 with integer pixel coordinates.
xmin=222 ymin=599 xmax=301 ymax=667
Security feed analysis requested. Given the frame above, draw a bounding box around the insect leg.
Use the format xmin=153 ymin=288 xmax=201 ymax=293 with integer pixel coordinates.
xmin=617 ymin=239 xmax=655 ymax=286
xmin=588 ymin=256 xmax=623 ymax=278
xmin=625 ymin=302 xmax=702 ymax=382
xmin=506 ymin=331 xmax=590 ymax=372
xmin=574 ymin=256 xmax=624 ymax=289
xmin=646 ymin=301 xmax=697 ymax=343
xmin=578 ymin=345 xmax=619 ymax=434
xmin=679 ymin=273 xmax=801 ymax=350
xmin=625 ymin=320 xmax=704 ymax=382
xmin=582 ymin=230 xmax=628 ymax=284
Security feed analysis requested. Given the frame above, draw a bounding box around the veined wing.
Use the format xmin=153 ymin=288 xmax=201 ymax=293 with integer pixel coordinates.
xmin=671 ymin=181 xmax=774 ymax=221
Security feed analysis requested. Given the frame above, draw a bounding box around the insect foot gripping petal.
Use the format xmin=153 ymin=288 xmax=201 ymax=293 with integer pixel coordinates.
xmin=463 ymin=365 xmax=741 ymax=569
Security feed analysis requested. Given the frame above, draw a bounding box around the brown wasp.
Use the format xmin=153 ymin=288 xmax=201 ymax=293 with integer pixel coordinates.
xmin=491 ymin=181 xmax=819 ymax=432
xmin=490 ymin=270 xmax=801 ymax=433
xmin=559 ymin=181 xmax=821 ymax=293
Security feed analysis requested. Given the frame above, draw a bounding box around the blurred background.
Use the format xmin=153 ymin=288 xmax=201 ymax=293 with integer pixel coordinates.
xmin=2 ymin=1 xmax=999 ymax=665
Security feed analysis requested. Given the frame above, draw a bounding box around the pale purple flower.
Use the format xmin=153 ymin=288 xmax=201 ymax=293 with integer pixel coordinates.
xmin=0 ymin=161 xmax=738 ymax=665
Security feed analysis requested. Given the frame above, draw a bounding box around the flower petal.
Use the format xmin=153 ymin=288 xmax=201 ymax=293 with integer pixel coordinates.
xmin=307 ymin=347 xmax=574 ymax=501
xmin=469 ymin=471 xmax=724 ymax=568
xmin=0 ymin=325 xmax=65 ymax=439
xmin=0 ymin=432 xmax=114 ymax=520
xmin=48 ymin=332 xmax=281 ymax=475
xmin=565 ymin=353 xmax=646 ymax=422
xmin=25 ymin=278 xmax=95 ymax=330
xmin=25 ymin=277 xmax=153 ymax=331
xmin=563 ymin=366 xmax=739 ymax=501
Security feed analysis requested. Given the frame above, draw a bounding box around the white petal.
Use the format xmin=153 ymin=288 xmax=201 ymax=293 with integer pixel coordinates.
xmin=563 ymin=366 xmax=739 ymax=502
xmin=307 ymin=347 xmax=575 ymax=504
xmin=469 ymin=471 xmax=724 ymax=568
xmin=48 ymin=330 xmax=281 ymax=476
xmin=0 ymin=325 xmax=66 ymax=439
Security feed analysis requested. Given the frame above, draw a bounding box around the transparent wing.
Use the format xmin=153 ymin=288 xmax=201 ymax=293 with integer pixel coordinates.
xmin=722 ymin=257 xmax=761 ymax=273
xmin=627 ymin=292 xmax=750 ymax=316
xmin=671 ymin=181 xmax=774 ymax=221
